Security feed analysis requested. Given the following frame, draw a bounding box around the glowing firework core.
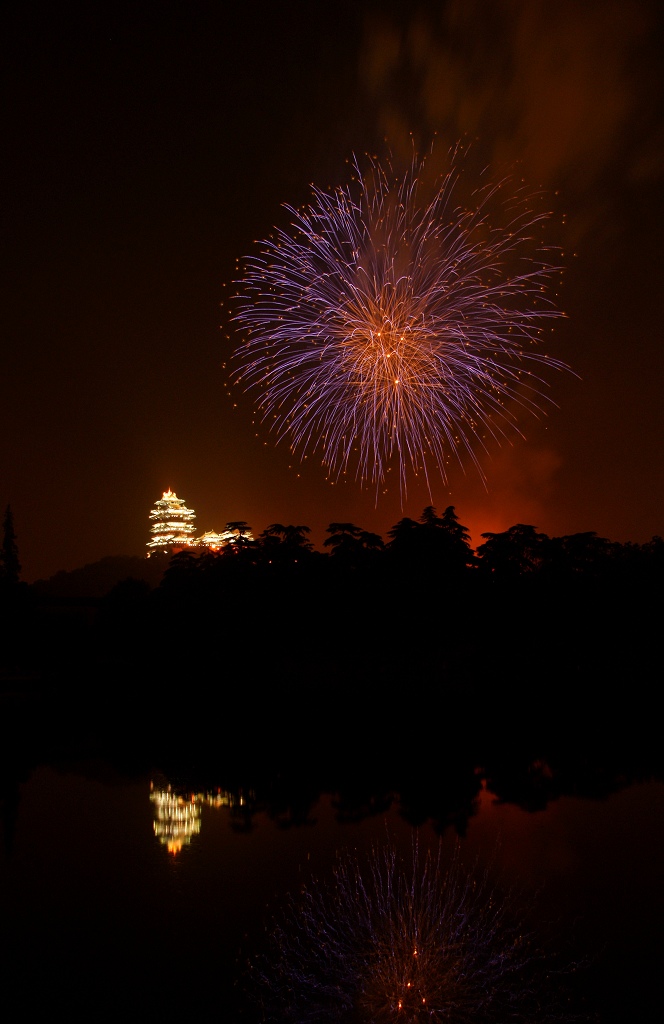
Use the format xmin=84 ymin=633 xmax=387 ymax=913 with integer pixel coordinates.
xmin=233 ymin=149 xmax=567 ymax=497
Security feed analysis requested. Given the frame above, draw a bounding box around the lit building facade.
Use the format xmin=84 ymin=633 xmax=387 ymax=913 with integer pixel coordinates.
xmin=196 ymin=530 xmax=226 ymax=551
xmin=147 ymin=489 xmax=254 ymax=556
xmin=147 ymin=489 xmax=197 ymax=554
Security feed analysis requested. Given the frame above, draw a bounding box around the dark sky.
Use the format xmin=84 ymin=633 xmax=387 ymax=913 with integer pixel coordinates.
xmin=2 ymin=0 xmax=663 ymax=581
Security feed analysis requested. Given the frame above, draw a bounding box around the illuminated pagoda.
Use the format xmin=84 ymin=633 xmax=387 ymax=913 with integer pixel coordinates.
xmin=146 ymin=489 xmax=255 ymax=556
xmin=197 ymin=526 xmax=255 ymax=548
xmin=147 ymin=489 xmax=197 ymax=554
xmin=196 ymin=530 xmax=226 ymax=552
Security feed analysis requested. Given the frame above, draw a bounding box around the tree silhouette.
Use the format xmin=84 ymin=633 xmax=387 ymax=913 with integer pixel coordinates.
xmin=386 ymin=516 xmax=420 ymax=548
xmin=324 ymin=523 xmax=384 ymax=568
xmin=388 ymin=507 xmax=475 ymax=573
xmin=0 ymin=505 xmax=20 ymax=585
xmin=262 ymin=523 xmax=312 ymax=547
xmin=436 ymin=505 xmax=476 ymax=572
xmin=222 ymin=521 xmax=257 ymax=558
xmin=477 ymin=524 xmax=547 ymax=577
xmin=161 ymin=549 xmax=201 ymax=589
xmin=260 ymin=524 xmax=313 ymax=563
xmin=324 ymin=522 xmax=362 ymax=552
xmin=542 ymin=531 xmax=613 ymax=578
xmin=419 ymin=504 xmax=442 ymax=528
xmin=225 ymin=521 xmax=252 ymax=540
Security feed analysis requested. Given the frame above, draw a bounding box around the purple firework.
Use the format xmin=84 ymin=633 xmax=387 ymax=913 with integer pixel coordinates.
xmin=246 ymin=842 xmax=580 ymax=1024
xmin=232 ymin=149 xmax=567 ymax=499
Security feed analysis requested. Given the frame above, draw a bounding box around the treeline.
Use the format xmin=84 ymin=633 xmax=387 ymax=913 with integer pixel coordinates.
xmin=2 ymin=504 xmax=662 ymax=751
xmin=93 ymin=505 xmax=663 ymax=718
xmin=150 ymin=744 xmax=664 ymax=835
xmin=154 ymin=504 xmax=663 ymax=580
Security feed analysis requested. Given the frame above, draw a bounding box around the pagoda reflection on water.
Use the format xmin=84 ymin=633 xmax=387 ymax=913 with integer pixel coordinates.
xmin=149 ymin=781 xmax=254 ymax=855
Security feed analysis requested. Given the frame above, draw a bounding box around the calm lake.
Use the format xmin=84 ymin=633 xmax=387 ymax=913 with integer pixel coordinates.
xmin=1 ymin=732 xmax=662 ymax=1023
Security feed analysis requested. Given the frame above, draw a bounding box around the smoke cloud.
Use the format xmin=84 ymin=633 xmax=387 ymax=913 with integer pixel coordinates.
xmin=361 ymin=0 xmax=663 ymax=243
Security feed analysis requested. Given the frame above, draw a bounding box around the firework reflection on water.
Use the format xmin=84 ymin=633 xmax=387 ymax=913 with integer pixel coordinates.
xmin=246 ymin=841 xmax=581 ymax=1023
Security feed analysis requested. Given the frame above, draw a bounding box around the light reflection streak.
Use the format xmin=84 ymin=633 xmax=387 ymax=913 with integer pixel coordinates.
xmin=149 ymin=782 xmax=255 ymax=855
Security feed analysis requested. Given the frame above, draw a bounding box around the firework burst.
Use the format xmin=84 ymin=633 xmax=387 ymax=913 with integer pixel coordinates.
xmin=246 ymin=842 xmax=580 ymax=1024
xmin=232 ymin=147 xmax=567 ymax=499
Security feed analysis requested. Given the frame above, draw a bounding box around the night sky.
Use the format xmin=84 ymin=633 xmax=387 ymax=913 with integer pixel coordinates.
xmin=3 ymin=0 xmax=663 ymax=582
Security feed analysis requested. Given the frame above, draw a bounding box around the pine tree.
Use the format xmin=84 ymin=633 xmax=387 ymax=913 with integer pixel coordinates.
xmin=0 ymin=505 xmax=21 ymax=585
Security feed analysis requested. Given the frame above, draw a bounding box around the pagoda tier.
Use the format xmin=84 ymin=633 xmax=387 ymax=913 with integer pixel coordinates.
xmin=147 ymin=489 xmax=197 ymax=553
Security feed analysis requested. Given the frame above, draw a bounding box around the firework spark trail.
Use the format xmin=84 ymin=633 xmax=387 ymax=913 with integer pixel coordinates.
xmin=232 ymin=148 xmax=568 ymax=500
xmin=247 ymin=842 xmax=580 ymax=1024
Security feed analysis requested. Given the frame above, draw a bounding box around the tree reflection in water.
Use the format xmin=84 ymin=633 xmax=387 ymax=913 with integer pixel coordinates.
xmin=248 ymin=841 xmax=581 ymax=1024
